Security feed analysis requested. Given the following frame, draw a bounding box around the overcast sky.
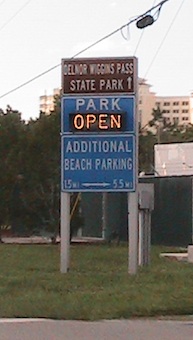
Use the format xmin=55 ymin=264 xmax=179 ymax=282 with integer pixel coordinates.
xmin=0 ymin=0 xmax=191 ymax=121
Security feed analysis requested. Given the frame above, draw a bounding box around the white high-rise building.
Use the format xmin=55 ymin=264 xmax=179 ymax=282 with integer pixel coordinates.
xmin=39 ymin=82 xmax=193 ymax=128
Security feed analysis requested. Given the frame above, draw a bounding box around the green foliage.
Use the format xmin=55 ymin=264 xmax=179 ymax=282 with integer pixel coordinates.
xmin=0 ymin=106 xmax=27 ymax=226
xmin=148 ymin=106 xmax=163 ymax=127
xmin=139 ymin=132 xmax=156 ymax=173
xmin=0 ymin=99 xmax=81 ymax=237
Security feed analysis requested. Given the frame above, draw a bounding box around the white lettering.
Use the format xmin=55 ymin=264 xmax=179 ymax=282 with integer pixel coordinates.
xmin=116 ymin=62 xmax=133 ymax=74
xmin=86 ymin=99 xmax=96 ymax=110
xmin=112 ymin=98 xmax=121 ymax=110
xmin=100 ymin=98 xmax=108 ymax=110
xmin=94 ymin=158 xmax=132 ymax=170
xmin=75 ymin=97 xmax=121 ymax=111
xmin=63 ymin=63 xmax=88 ymax=75
xmin=64 ymin=158 xmax=92 ymax=170
xmin=99 ymin=79 xmax=123 ymax=91
xmin=70 ymin=79 xmax=96 ymax=92
xmin=65 ymin=140 xmax=132 ymax=153
xmin=89 ymin=63 xmax=115 ymax=75
xmin=76 ymin=98 xmax=85 ymax=110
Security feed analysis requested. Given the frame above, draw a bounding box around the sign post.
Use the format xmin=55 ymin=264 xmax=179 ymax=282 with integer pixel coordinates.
xmin=60 ymin=56 xmax=138 ymax=274
xmin=60 ymin=192 xmax=70 ymax=273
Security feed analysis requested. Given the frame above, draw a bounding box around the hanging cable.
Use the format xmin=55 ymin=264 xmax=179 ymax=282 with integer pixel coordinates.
xmin=144 ymin=0 xmax=185 ymax=78
xmin=134 ymin=0 xmax=159 ymax=54
xmin=0 ymin=0 xmax=33 ymax=33
xmin=0 ymin=0 xmax=170 ymax=100
xmin=0 ymin=0 xmax=6 ymax=7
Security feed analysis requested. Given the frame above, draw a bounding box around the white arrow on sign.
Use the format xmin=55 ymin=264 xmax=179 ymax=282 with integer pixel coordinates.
xmin=82 ymin=183 xmax=111 ymax=187
xmin=127 ymin=76 xmax=132 ymax=90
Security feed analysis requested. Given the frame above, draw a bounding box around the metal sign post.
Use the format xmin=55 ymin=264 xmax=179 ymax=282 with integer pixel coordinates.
xmin=128 ymin=70 xmax=139 ymax=274
xmin=60 ymin=192 xmax=70 ymax=273
xmin=128 ymin=190 xmax=139 ymax=274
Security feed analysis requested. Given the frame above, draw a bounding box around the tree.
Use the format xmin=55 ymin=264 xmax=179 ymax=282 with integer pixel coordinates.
xmin=148 ymin=106 xmax=163 ymax=128
xmin=21 ymin=97 xmax=61 ymax=236
xmin=139 ymin=131 xmax=156 ymax=173
xmin=0 ymin=106 xmax=27 ymax=230
xmin=139 ymin=105 xmax=193 ymax=173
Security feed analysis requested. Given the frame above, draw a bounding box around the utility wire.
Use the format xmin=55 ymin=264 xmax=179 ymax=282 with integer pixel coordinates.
xmin=134 ymin=27 xmax=145 ymax=55
xmin=0 ymin=0 xmax=169 ymax=100
xmin=0 ymin=0 xmax=7 ymax=7
xmin=0 ymin=0 xmax=33 ymax=33
xmin=144 ymin=0 xmax=185 ymax=78
xmin=134 ymin=0 xmax=157 ymax=55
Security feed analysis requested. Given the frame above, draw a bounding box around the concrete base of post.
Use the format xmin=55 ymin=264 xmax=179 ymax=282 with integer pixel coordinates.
xmin=188 ymin=245 xmax=193 ymax=263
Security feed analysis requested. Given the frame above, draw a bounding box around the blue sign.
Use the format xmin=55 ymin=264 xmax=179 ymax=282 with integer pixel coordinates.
xmin=61 ymin=134 xmax=135 ymax=192
xmin=61 ymin=95 xmax=135 ymax=134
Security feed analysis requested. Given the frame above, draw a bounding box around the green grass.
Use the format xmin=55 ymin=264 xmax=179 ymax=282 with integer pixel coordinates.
xmin=0 ymin=243 xmax=193 ymax=320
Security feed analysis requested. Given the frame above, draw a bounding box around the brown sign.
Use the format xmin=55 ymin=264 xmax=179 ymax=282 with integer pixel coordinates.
xmin=62 ymin=57 xmax=137 ymax=95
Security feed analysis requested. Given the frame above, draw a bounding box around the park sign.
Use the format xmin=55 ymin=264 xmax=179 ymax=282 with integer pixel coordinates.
xmin=61 ymin=56 xmax=138 ymax=193
xmin=61 ymin=95 xmax=135 ymax=134
xmin=61 ymin=134 xmax=135 ymax=192
xmin=62 ymin=57 xmax=137 ymax=95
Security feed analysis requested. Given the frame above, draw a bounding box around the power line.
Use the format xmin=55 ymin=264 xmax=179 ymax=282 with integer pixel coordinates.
xmin=144 ymin=0 xmax=185 ymax=78
xmin=0 ymin=0 xmax=169 ymax=100
xmin=0 ymin=0 xmax=33 ymax=33
xmin=0 ymin=0 xmax=7 ymax=7
xmin=134 ymin=27 xmax=145 ymax=55
xmin=134 ymin=0 xmax=157 ymax=55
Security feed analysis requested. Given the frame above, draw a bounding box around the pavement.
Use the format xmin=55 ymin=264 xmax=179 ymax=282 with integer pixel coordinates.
xmin=1 ymin=236 xmax=105 ymax=245
xmin=0 ymin=318 xmax=193 ymax=340
xmin=160 ymin=252 xmax=188 ymax=262
xmin=2 ymin=237 xmax=190 ymax=263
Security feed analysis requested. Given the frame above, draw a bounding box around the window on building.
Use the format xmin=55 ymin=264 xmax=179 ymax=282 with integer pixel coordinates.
xmin=173 ymin=110 xmax=179 ymax=113
xmin=173 ymin=117 xmax=179 ymax=124
xmin=182 ymin=101 xmax=189 ymax=105
xmin=139 ymin=110 xmax=142 ymax=121
xmin=155 ymin=102 xmax=160 ymax=106
xmin=173 ymin=101 xmax=179 ymax=106
xmin=182 ymin=116 xmax=189 ymax=121
xmin=182 ymin=109 xmax=189 ymax=113
xmin=163 ymin=102 xmax=170 ymax=106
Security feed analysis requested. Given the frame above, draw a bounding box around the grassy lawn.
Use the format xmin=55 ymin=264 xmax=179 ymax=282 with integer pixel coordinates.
xmin=0 ymin=243 xmax=193 ymax=320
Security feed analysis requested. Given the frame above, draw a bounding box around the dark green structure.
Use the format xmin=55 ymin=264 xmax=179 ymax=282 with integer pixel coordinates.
xmin=81 ymin=176 xmax=193 ymax=246
xmin=140 ymin=175 xmax=193 ymax=246
xmin=81 ymin=193 xmax=103 ymax=238
xmin=81 ymin=192 xmax=128 ymax=241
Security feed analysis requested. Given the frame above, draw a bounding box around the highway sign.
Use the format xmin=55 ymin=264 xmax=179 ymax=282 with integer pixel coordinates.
xmin=61 ymin=134 xmax=135 ymax=192
xmin=61 ymin=95 xmax=135 ymax=134
xmin=62 ymin=57 xmax=137 ymax=95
